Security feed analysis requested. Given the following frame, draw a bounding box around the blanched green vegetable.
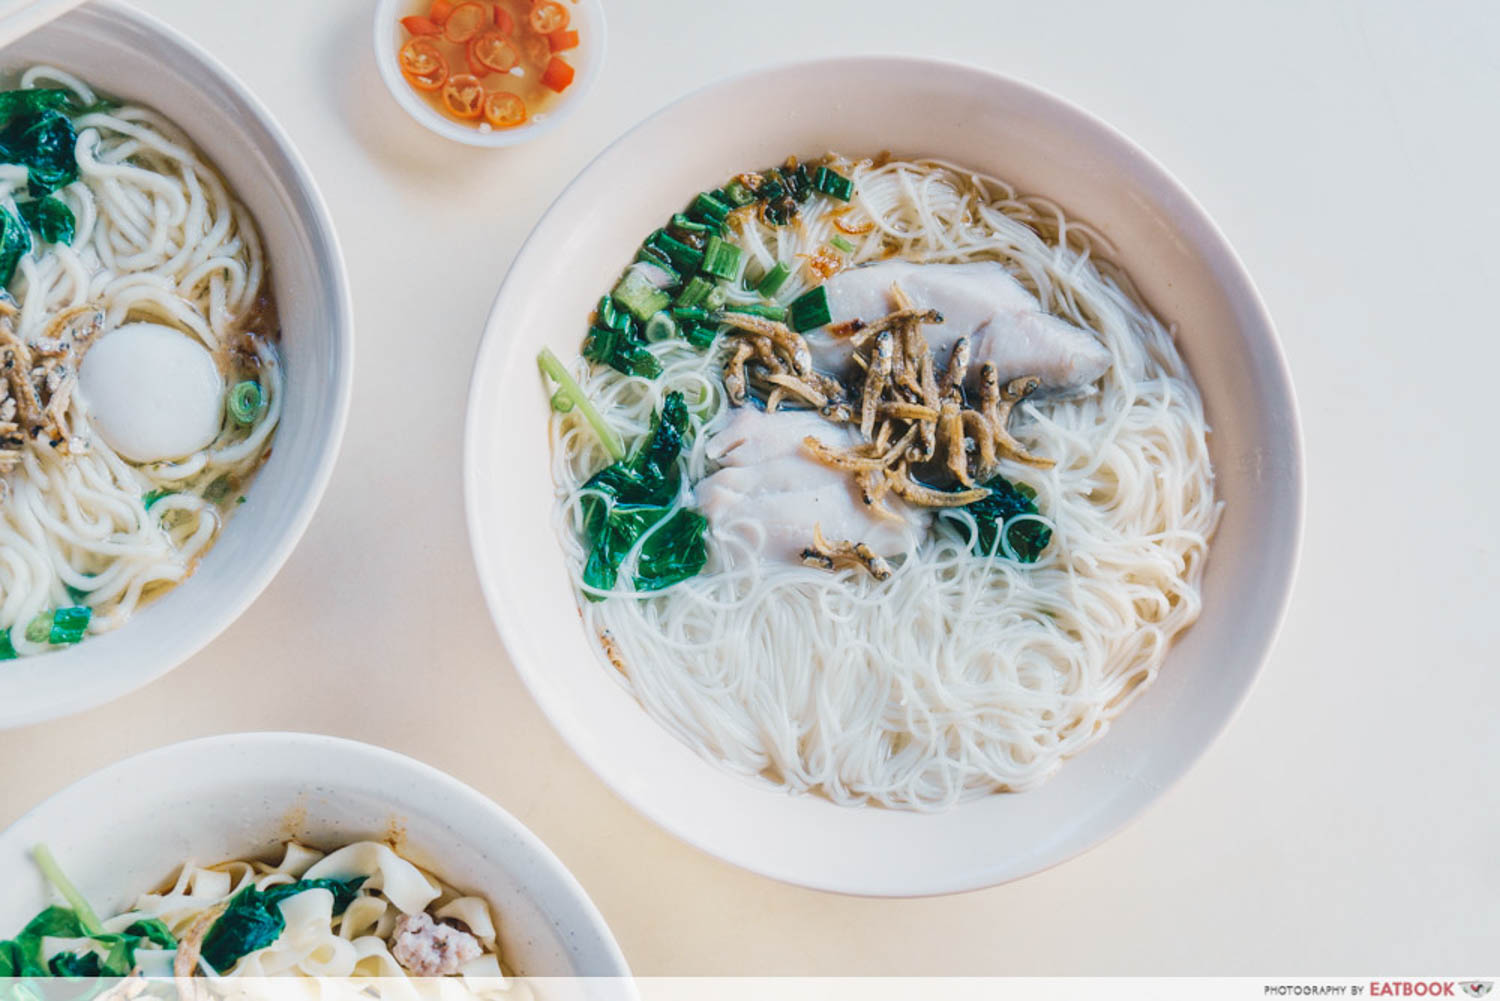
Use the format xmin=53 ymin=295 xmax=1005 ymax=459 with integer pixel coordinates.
xmin=579 ymin=392 xmax=707 ymax=596
xmin=200 ymin=877 xmax=365 ymax=973
xmin=963 ymin=475 xmax=1052 ymax=563
xmin=17 ymin=196 xmax=74 ymax=245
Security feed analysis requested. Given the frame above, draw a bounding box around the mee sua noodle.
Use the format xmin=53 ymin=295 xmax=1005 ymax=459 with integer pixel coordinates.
xmin=0 ymin=66 xmax=281 ymax=658
xmin=544 ymin=153 xmax=1220 ymax=810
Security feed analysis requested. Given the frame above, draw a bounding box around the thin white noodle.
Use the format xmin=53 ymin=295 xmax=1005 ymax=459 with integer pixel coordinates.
xmin=548 ymin=156 xmax=1222 ymax=810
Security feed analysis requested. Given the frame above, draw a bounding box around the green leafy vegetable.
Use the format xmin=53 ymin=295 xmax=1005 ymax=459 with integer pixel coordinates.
xmin=583 ymin=323 xmax=661 ymax=379
xmin=0 ymin=938 xmax=22 ymax=977
xmin=121 ymin=918 xmax=176 ymax=950
xmin=0 ymin=109 xmax=79 ymax=196
xmin=0 ymin=206 xmax=33 ymax=288
xmin=200 ymin=878 xmax=365 ymax=973
xmin=16 ymin=197 xmax=74 ymax=245
xmin=631 ymin=509 xmax=709 ymax=592
xmin=47 ymin=951 xmax=102 ymax=978
xmin=578 ymin=392 xmax=707 ymax=596
xmin=962 ymin=475 xmax=1053 ymax=563
xmin=0 ymin=90 xmax=77 ymax=124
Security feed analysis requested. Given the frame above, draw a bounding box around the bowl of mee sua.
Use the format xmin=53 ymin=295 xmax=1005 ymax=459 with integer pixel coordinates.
xmin=0 ymin=2 xmax=353 ymax=727
xmin=465 ymin=56 xmax=1302 ymax=894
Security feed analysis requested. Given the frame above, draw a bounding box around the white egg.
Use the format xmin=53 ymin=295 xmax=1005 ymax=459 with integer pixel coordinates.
xmin=77 ymin=323 xmax=224 ymax=463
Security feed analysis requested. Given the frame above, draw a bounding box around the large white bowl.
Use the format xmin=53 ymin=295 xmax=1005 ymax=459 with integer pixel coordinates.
xmin=0 ymin=733 xmax=631 ymax=981
xmin=0 ymin=1 xmax=354 ymax=728
xmin=464 ymin=56 xmax=1303 ymax=895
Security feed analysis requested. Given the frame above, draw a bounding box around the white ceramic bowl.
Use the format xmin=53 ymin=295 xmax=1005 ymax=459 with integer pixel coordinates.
xmin=0 ymin=733 xmax=632 ymax=981
xmin=465 ymin=56 xmax=1303 ymax=896
xmin=373 ymin=0 xmax=605 ymax=148
xmin=0 ymin=2 xmax=353 ymax=728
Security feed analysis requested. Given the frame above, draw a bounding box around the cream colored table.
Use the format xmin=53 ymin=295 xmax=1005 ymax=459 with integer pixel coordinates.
xmin=2 ymin=0 xmax=1495 ymax=976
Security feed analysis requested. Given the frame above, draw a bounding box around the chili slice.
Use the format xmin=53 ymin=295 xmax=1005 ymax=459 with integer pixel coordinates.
xmin=399 ymin=37 xmax=449 ymax=91
xmin=468 ymin=30 xmax=519 ymax=75
xmin=429 ymin=0 xmax=454 ymax=24
xmin=443 ymin=1 xmax=489 ymax=42
xmin=493 ymin=4 xmax=515 ymax=33
xmin=442 ymin=73 xmax=486 ymax=118
xmin=483 ymin=91 xmax=527 ymax=129
xmin=547 ymin=29 xmax=579 ymax=52
xmin=529 ymin=0 xmax=568 ymax=33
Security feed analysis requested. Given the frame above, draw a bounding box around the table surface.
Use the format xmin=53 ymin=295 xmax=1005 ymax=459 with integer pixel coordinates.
xmin=2 ymin=0 xmax=1496 ymax=976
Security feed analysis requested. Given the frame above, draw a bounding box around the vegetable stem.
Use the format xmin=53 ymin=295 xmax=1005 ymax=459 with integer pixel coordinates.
xmin=538 ymin=349 xmax=625 ymax=461
xmin=32 ymin=844 xmax=104 ymax=936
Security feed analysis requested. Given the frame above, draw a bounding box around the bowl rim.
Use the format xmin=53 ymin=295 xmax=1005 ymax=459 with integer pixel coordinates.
xmin=0 ymin=731 xmax=634 ymax=978
xmin=370 ymin=0 xmax=607 ymax=149
xmin=0 ymin=0 xmax=356 ymax=730
xmin=463 ymin=53 xmax=1305 ymax=896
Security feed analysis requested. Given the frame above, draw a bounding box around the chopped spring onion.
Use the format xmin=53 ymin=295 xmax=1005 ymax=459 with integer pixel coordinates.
xmin=700 ymin=235 xmax=742 ymax=280
xmin=674 ymin=275 xmax=714 ymax=309
xmin=758 ymin=170 xmax=787 ymax=203
xmin=722 ymin=179 xmax=755 ymax=206
xmin=789 ymin=284 xmax=832 ymax=331
xmin=670 ymin=212 xmax=715 ymax=234
xmin=643 ymin=311 xmax=678 ymax=343
xmin=550 ymin=389 xmax=575 ymax=413
xmin=829 ymin=234 xmax=855 ymax=254
xmin=681 ymin=323 xmax=716 ymax=349
xmin=704 ymin=283 xmax=728 ymax=311
xmin=537 ymin=348 xmax=626 ymax=461
xmin=0 ymin=628 xmax=15 ymax=660
xmin=596 ymin=295 xmax=631 ymax=332
xmin=24 ymin=613 xmax=51 ymax=644
xmin=671 ymin=306 xmax=710 ymax=323
xmin=33 ymin=844 xmax=104 ymax=936
xmin=636 ymin=244 xmax=676 ymax=273
xmin=814 ymin=166 xmax=855 ymax=201
xmin=756 ymin=261 xmax=790 ymax=297
xmin=612 ymin=269 xmax=671 ymax=322
xmin=227 ymin=380 xmax=263 ymax=426
xmin=786 ymin=163 xmax=813 ymax=202
xmin=691 ymin=191 xmax=732 ymax=226
xmin=722 ymin=303 xmax=787 ymax=322
xmin=49 ymin=606 xmax=91 ymax=645
xmin=646 ymin=229 xmax=703 ymax=273
xmin=141 ymin=489 xmax=173 ymax=509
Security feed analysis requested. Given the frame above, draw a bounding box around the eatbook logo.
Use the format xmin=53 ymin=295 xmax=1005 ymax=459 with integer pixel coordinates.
xmin=1461 ymin=985 xmax=1493 ymax=998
